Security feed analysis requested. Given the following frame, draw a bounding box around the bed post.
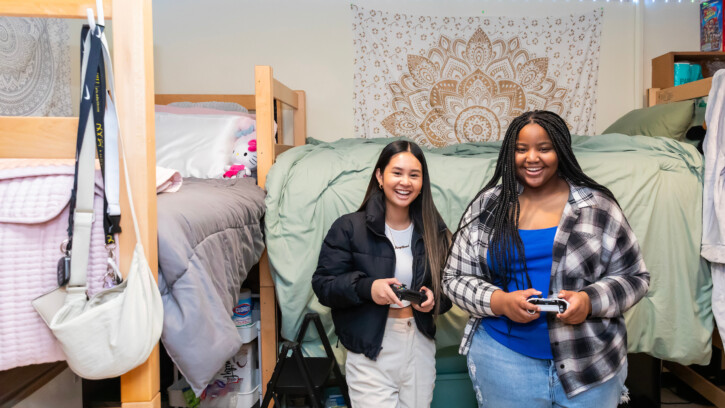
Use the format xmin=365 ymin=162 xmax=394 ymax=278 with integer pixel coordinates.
xmin=256 ymin=65 xmax=275 ymax=188
xmin=255 ymin=65 xmax=279 ymax=395
xmin=293 ymin=91 xmax=307 ymax=145
xmin=113 ymin=0 xmax=160 ymax=407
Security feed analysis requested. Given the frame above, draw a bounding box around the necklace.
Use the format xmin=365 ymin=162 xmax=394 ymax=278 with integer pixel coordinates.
xmin=386 ymin=225 xmax=411 ymax=250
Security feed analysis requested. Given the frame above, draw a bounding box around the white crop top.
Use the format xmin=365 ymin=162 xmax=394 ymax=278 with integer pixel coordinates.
xmin=385 ymin=223 xmax=414 ymax=308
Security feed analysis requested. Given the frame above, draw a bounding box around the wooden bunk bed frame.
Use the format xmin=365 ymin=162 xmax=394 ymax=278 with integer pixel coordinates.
xmin=648 ymin=77 xmax=724 ymax=407
xmin=0 ymin=2 xmax=304 ymax=406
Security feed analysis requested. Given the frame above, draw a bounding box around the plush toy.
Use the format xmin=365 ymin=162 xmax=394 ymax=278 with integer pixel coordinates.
xmin=223 ymin=134 xmax=257 ymax=178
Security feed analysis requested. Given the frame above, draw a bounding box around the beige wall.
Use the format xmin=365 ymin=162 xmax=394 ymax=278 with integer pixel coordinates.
xmin=144 ymin=0 xmax=699 ymax=142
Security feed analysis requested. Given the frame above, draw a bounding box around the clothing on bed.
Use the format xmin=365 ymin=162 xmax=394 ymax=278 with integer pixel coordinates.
xmin=156 ymin=166 xmax=182 ymax=193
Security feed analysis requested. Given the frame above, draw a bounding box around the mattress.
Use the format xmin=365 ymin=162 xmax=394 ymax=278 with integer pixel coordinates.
xmin=156 ymin=177 xmax=265 ymax=395
xmin=264 ymin=135 xmax=711 ymax=366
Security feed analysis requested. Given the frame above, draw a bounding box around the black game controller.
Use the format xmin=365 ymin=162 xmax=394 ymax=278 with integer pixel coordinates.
xmin=390 ymin=284 xmax=427 ymax=305
xmin=526 ymin=298 xmax=569 ymax=314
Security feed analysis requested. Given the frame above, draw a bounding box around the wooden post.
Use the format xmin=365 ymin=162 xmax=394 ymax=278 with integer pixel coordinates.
xmin=255 ymin=66 xmax=275 ymax=190
xmin=259 ymin=251 xmax=278 ymax=395
xmin=293 ymin=91 xmax=306 ymax=146
xmin=112 ymin=0 xmax=160 ymax=406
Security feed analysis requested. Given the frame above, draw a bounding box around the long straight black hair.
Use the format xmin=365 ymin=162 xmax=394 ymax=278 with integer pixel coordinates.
xmin=462 ymin=110 xmax=617 ymax=290
xmin=358 ymin=140 xmax=451 ymax=315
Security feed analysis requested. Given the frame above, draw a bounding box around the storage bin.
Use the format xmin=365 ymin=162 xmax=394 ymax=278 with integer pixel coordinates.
xmin=431 ymin=346 xmax=476 ymax=408
xmin=168 ymin=376 xmax=197 ymax=408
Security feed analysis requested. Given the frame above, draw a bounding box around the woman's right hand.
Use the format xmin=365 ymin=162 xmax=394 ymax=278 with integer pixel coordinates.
xmin=371 ymin=278 xmax=405 ymax=307
xmin=490 ymin=288 xmax=541 ymax=323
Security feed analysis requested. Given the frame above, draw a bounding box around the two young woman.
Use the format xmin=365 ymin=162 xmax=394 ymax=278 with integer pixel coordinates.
xmin=313 ymin=111 xmax=650 ymax=408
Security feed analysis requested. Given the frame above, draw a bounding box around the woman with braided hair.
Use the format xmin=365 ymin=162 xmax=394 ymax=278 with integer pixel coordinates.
xmin=443 ymin=110 xmax=649 ymax=407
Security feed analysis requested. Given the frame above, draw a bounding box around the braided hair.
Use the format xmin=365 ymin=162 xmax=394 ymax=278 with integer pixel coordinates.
xmin=459 ymin=110 xmax=617 ymax=290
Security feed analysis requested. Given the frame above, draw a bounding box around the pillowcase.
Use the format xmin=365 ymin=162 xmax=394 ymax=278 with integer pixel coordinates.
xmin=155 ymin=112 xmax=251 ymax=178
xmin=603 ymin=100 xmax=695 ymax=140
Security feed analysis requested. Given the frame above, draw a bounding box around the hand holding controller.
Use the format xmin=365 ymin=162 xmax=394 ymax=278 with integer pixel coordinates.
xmin=526 ymin=298 xmax=569 ymax=314
xmin=389 ymin=283 xmax=427 ymax=305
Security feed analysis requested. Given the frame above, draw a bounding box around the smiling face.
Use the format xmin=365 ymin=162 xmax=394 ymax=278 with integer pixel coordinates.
xmin=514 ymin=123 xmax=561 ymax=190
xmin=376 ymin=151 xmax=423 ymax=213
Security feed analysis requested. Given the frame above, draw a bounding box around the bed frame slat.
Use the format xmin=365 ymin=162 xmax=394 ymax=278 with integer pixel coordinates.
xmin=154 ymin=94 xmax=256 ymax=111
xmin=0 ymin=117 xmax=78 ymax=159
xmin=653 ymin=77 xmax=713 ymax=106
xmin=274 ymin=80 xmax=298 ymax=109
xmin=1 ymin=0 xmax=113 ymax=18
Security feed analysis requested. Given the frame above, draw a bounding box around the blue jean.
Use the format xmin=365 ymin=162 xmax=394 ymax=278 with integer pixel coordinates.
xmin=467 ymin=324 xmax=627 ymax=408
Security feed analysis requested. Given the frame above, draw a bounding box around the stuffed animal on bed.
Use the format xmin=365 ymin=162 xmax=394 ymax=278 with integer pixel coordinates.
xmin=223 ymin=133 xmax=257 ymax=178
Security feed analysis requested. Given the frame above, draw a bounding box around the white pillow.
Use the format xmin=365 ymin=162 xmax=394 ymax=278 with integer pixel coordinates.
xmin=155 ymin=112 xmax=241 ymax=178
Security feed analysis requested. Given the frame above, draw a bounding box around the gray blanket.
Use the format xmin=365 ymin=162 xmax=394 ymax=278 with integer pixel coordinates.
xmin=157 ymin=177 xmax=265 ymax=395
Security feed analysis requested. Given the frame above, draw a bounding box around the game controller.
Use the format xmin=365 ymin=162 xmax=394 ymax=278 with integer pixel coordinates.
xmin=526 ymin=298 xmax=569 ymax=314
xmin=390 ymin=284 xmax=427 ymax=305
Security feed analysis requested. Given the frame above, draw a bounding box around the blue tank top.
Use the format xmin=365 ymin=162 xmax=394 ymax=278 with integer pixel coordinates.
xmin=481 ymin=226 xmax=557 ymax=359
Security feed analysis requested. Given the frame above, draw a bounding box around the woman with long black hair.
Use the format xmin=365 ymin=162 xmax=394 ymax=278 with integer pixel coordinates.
xmin=312 ymin=140 xmax=451 ymax=408
xmin=443 ymin=111 xmax=649 ymax=407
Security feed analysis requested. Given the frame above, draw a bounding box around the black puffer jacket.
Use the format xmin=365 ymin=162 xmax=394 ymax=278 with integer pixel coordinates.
xmin=311 ymin=192 xmax=452 ymax=360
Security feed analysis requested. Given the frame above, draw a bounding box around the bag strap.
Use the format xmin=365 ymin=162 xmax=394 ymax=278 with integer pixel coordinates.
xmin=68 ymin=27 xmax=103 ymax=289
xmin=69 ymin=25 xmax=120 ymax=248
xmin=99 ymin=27 xmax=143 ymax=247
xmin=68 ymin=25 xmax=144 ymax=290
xmin=84 ymin=24 xmax=122 ymax=244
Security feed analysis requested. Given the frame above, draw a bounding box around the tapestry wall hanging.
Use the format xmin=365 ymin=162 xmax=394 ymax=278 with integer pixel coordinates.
xmin=352 ymin=5 xmax=603 ymax=147
xmin=0 ymin=17 xmax=71 ymax=116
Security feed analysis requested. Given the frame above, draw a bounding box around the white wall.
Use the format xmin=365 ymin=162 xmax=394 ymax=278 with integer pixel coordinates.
xmin=146 ymin=0 xmax=699 ymax=142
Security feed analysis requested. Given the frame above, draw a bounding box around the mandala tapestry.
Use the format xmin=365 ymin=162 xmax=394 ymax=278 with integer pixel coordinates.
xmin=0 ymin=17 xmax=71 ymax=116
xmin=352 ymin=5 xmax=603 ymax=146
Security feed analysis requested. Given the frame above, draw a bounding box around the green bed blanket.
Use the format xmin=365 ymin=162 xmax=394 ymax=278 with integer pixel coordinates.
xmin=264 ymin=134 xmax=712 ymax=365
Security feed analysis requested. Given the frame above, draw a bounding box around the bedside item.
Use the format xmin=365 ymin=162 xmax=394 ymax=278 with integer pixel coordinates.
xmin=702 ymin=1 xmax=723 ymax=51
xmin=674 ymin=62 xmax=704 ymax=86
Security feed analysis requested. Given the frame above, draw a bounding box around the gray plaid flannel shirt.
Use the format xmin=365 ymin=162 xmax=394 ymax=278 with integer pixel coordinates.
xmin=443 ymin=183 xmax=650 ymax=397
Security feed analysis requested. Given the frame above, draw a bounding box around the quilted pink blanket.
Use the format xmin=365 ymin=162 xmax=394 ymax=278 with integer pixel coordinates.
xmin=0 ymin=160 xmax=109 ymax=371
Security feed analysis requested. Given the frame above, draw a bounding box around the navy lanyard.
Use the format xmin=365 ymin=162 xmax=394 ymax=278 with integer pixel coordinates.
xmin=67 ymin=25 xmax=120 ymax=248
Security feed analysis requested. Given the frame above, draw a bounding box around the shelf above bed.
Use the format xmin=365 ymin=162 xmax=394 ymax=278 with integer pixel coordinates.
xmin=648 ymin=77 xmax=712 ymax=107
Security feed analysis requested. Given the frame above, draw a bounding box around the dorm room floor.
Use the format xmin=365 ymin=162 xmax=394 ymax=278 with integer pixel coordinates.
xmin=77 ymin=372 xmax=720 ymax=408
xmin=659 ymin=372 xmax=718 ymax=407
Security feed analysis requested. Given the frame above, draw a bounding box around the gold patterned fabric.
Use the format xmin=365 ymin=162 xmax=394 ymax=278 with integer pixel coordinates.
xmin=352 ymin=6 xmax=602 ymax=147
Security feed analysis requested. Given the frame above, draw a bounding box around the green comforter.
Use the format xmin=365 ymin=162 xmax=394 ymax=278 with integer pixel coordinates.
xmin=264 ymin=134 xmax=712 ymax=365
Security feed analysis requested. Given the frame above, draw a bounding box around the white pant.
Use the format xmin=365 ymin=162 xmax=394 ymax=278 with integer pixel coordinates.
xmin=345 ymin=317 xmax=436 ymax=408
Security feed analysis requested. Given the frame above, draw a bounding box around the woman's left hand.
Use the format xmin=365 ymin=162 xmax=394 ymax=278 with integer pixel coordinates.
xmin=412 ymin=286 xmax=435 ymax=313
xmin=556 ymin=290 xmax=591 ymax=325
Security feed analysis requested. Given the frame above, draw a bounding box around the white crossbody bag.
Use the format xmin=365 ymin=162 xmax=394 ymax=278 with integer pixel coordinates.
xmin=32 ymin=20 xmax=163 ymax=380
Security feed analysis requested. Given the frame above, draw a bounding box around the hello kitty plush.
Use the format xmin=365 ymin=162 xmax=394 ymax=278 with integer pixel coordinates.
xmin=223 ymin=135 xmax=257 ymax=178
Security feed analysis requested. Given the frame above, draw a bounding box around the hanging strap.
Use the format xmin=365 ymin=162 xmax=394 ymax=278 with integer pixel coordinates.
xmin=72 ymin=24 xmax=120 ymax=247
xmin=68 ymin=26 xmax=103 ymax=289
xmin=67 ymin=22 xmax=145 ymax=291
xmin=99 ymin=29 xmax=143 ymax=247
